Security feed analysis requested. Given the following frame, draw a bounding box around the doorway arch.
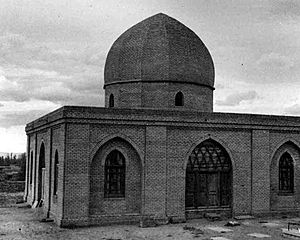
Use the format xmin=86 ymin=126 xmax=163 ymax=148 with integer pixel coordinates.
xmin=185 ymin=139 xmax=232 ymax=209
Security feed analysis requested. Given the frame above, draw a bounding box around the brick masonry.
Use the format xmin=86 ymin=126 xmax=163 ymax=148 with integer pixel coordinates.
xmin=104 ymin=13 xmax=214 ymax=89
xmin=24 ymin=106 xmax=300 ymax=227
xmin=105 ymin=82 xmax=213 ymax=112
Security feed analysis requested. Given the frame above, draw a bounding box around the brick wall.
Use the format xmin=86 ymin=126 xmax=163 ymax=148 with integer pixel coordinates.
xmin=25 ymin=106 xmax=300 ymax=227
xmin=166 ymin=127 xmax=252 ymax=217
xmin=25 ymin=124 xmax=65 ymax=225
xmin=144 ymin=126 xmax=167 ymax=220
xmin=105 ymin=82 xmax=213 ymax=112
xmin=50 ymin=125 xmax=65 ymax=222
xmin=26 ymin=133 xmax=36 ymax=205
xmin=251 ymin=130 xmax=270 ymax=214
xmin=63 ymin=124 xmax=90 ymax=223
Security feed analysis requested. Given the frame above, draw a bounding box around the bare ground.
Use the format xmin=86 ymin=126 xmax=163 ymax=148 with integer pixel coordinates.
xmin=0 ymin=206 xmax=296 ymax=240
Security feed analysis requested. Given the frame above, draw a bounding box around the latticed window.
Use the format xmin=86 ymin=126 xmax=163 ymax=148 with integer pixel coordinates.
xmin=187 ymin=140 xmax=231 ymax=172
xmin=54 ymin=151 xmax=59 ymax=195
xmin=175 ymin=92 xmax=184 ymax=106
xmin=279 ymin=152 xmax=294 ymax=193
xmin=104 ymin=150 xmax=125 ymax=198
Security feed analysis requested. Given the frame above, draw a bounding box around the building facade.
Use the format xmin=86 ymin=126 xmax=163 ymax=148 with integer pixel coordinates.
xmin=24 ymin=13 xmax=300 ymax=227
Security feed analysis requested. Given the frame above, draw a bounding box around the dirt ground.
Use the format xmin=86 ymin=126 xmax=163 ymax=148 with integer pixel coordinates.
xmin=0 ymin=206 xmax=297 ymax=240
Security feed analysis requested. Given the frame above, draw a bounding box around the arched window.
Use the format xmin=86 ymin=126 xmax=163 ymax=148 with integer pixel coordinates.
xmin=54 ymin=151 xmax=59 ymax=195
xmin=279 ymin=152 xmax=294 ymax=193
xmin=109 ymin=94 xmax=114 ymax=108
xmin=175 ymin=91 xmax=184 ymax=106
xmin=30 ymin=151 xmax=33 ymax=185
xmin=104 ymin=150 xmax=125 ymax=198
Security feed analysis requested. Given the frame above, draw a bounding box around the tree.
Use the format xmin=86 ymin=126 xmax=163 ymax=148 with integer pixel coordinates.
xmin=3 ymin=156 xmax=9 ymax=166
xmin=17 ymin=153 xmax=26 ymax=181
xmin=0 ymin=156 xmax=4 ymax=166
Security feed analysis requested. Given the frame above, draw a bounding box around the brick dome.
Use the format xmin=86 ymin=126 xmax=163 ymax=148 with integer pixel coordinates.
xmin=104 ymin=13 xmax=215 ymax=89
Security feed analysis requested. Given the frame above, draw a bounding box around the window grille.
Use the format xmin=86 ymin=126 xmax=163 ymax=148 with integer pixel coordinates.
xmin=104 ymin=150 xmax=125 ymax=198
xmin=279 ymin=152 xmax=294 ymax=193
xmin=187 ymin=140 xmax=231 ymax=172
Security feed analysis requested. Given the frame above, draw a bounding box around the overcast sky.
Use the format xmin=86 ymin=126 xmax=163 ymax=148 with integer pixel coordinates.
xmin=0 ymin=0 xmax=300 ymax=152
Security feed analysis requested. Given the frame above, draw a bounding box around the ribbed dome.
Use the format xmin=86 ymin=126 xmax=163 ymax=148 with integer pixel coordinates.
xmin=104 ymin=13 xmax=215 ymax=89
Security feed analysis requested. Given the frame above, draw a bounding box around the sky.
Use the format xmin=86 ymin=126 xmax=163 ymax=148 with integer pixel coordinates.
xmin=0 ymin=0 xmax=299 ymax=153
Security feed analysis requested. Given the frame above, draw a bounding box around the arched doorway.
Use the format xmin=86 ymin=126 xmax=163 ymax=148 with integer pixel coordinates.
xmin=185 ymin=139 xmax=232 ymax=210
xmin=37 ymin=143 xmax=45 ymax=206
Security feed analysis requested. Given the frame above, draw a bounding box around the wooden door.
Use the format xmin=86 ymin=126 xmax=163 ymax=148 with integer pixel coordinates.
xmin=220 ymin=172 xmax=231 ymax=206
xmin=207 ymin=173 xmax=218 ymax=206
xmin=186 ymin=171 xmax=231 ymax=209
xmin=197 ymin=173 xmax=207 ymax=207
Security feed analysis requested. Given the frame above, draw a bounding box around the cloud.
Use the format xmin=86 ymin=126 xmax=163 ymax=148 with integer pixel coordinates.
xmin=256 ymin=52 xmax=294 ymax=71
xmin=0 ymin=33 xmax=26 ymax=51
xmin=0 ymin=32 xmax=105 ymax=107
xmin=216 ymin=90 xmax=259 ymax=106
xmin=238 ymin=51 xmax=300 ymax=84
xmin=3 ymin=66 xmax=61 ymax=79
xmin=0 ymin=103 xmax=3 ymax=107
xmin=0 ymin=72 xmax=103 ymax=106
xmin=285 ymin=104 xmax=300 ymax=115
xmin=0 ymin=110 xmax=51 ymax=128
xmin=270 ymin=0 xmax=300 ymax=18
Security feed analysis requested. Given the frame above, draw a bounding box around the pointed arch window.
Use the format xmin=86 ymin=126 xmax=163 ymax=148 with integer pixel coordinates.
xmin=175 ymin=92 xmax=184 ymax=106
xmin=279 ymin=152 xmax=294 ymax=193
xmin=104 ymin=150 xmax=125 ymax=198
xmin=109 ymin=94 xmax=114 ymax=108
xmin=54 ymin=151 xmax=59 ymax=195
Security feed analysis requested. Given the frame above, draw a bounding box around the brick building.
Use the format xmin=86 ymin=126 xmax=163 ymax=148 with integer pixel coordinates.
xmin=24 ymin=13 xmax=300 ymax=227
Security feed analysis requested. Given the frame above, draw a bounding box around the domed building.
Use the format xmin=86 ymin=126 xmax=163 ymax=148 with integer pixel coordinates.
xmin=104 ymin=13 xmax=214 ymax=111
xmin=24 ymin=13 xmax=300 ymax=227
